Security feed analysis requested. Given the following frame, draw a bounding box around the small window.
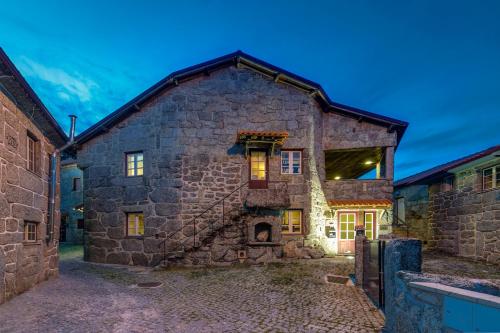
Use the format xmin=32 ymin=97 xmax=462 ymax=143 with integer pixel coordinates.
xmin=72 ymin=178 xmax=81 ymax=191
xmin=127 ymin=213 xmax=144 ymax=236
xmin=24 ymin=222 xmax=37 ymax=242
xmin=126 ymin=152 xmax=144 ymax=177
xmin=27 ymin=132 xmax=40 ymax=174
xmin=77 ymin=219 xmax=84 ymax=230
xmin=483 ymin=165 xmax=499 ymax=190
xmin=282 ymin=210 xmax=302 ymax=234
xmin=281 ymin=150 xmax=302 ymax=174
xmin=441 ymin=175 xmax=454 ymax=192
xmin=364 ymin=212 xmax=375 ymax=240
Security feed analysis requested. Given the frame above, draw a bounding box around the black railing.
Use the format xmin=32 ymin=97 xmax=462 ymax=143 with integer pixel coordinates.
xmin=158 ymin=180 xmax=249 ymax=265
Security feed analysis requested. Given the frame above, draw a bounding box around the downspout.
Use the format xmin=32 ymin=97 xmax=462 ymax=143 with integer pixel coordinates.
xmin=47 ymin=115 xmax=77 ymax=243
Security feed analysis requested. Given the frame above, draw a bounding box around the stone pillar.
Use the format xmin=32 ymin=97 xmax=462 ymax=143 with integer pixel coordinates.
xmin=384 ymin=239 xmax=422 ymax=331
xmin=385 ymin=146 xmax=394 ymax=180
xmin=354 ymin=233 xmax=366 ymax=287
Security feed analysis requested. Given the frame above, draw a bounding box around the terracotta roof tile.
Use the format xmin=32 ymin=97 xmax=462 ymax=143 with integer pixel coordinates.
xmin=328 ymin=199 xmax=393 ymax=207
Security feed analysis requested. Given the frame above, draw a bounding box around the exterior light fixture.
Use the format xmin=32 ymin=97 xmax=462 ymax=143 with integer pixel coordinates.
xmin=334 ymin=176 xmax=341 ymax=180
xmin=364 ymin=160 xmax=374 ymax=165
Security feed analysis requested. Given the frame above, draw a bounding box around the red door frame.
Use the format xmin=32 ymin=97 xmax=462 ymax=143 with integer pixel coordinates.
xmin=337 ymin=211 xmax=357 ymax=254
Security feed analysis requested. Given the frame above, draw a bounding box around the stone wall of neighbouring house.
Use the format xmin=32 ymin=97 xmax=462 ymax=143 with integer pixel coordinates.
xmin=427 ymin=187 xmax=500 ymax=264
xmin=60 ymin=162 xmax=83 ymax=244
xmin=0 ymin=91 xmax=60 ymax=304
xmin=393 ymin=185 xmax=430 ymax=243
xmin=77 ymin=65 xmax=396 ymax=265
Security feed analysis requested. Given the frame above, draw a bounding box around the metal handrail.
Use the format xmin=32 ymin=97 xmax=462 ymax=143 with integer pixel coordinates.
xmin=157 ymin=180 xmax=250 ymax=263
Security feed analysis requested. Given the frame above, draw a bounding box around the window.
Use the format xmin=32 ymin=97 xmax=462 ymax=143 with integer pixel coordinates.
xmin=24 ymin=222 xmax=37 ymax=242
xmin=339 ymin=212 xmax=356 ymax=240
xmin=26 ymin=132 xmax=40 ymax=174
xmin=77 ymin=219 xmax=84 ymax=230
xmin=395 ymin=197 xmax=405 ymax=224
xmin=281 ymin=150 xmax=302 ymax=174
xmin=483 ymin=165 xmax=499 ymax=190
xmin=72 ymin=177 xmax=81 ymax=191
xmin=282 ymin=210 xmax=302 ymax=234
xmin=249 ymin=150 xmax=267 ymax=188
xmin=127 ymin=213 xmax=144 ymax=236
xmin=126 ymin=152 xmax=144 ymax=177
xmin=364 ymin=212 xmax=375 ymax=240
xmin=441 ymin=175 xmax=454 ymax=192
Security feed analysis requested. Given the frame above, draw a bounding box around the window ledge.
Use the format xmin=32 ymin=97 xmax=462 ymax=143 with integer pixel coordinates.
xmin=125 ymin=236 xmax=144 ymax=240
xmin=23 ymin=241 xmax=42 ymax=246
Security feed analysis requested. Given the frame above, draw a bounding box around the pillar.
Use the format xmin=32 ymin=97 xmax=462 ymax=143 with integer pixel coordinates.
xmin=385 ymin=146 xmax=394 ymax=180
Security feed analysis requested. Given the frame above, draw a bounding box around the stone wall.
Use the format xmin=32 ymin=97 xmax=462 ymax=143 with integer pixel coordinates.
xmin=323 ymin=179 xmax=393 ymax=200
xmin=0 ymin=90 xmax=60 ymax=304
xmin=428 ymin=187 xmax=500 ymax=264
xmin=393 ymin=185 xmax=429 ymax=243
xmin=60 ymin=162 xmax=83 ymax=244
xmin=77 ymin=65 xmax=396 ymax=265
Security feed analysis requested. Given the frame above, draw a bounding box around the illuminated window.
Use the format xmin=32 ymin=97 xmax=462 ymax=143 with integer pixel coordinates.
xmin=127 ymin=213 xmax=144 ymax=236
xmin=282 ymin=210 xmax=302 ymax=234
xmin=339 ymin=212 xmax=356 ymax=240
xmin=281 ymin=150 xmax=302 ymax=174
xmin=483 ymin=165 xmax=499 ymax=190
xmin=27 ymin=132 xmax=40 ymax=174
xmin=126 ymin=152 xmax=144 ymax=177
xmin=364 ymin=212 xmax=375 ymax=240
xmin=249 ymin=150 xmax=267 ymax=188
xmin=24 ymin=222 xmax=37 ymax=242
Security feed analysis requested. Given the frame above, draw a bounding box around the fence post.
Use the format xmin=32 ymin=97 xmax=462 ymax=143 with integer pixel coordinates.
xmin=355 ymin=231 xmax=367 ymax=287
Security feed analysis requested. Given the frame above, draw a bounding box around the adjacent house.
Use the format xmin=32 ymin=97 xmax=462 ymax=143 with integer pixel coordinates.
xmin=60 ymin=156 xmax=84 ymax=244
xmin=74 ymin=51 xmax=408 ymax=266
xmin=0 ymin=48 xmax=67 ymax=304
xmin=394 ymin=145 xmax=500 ymax=264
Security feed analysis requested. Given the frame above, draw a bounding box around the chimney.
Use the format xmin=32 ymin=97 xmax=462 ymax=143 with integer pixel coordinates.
xmin=68 ymin=115 xmax=77 ymax=142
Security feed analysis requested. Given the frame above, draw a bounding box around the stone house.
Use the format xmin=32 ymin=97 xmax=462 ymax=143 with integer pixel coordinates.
xmin=0 ymin=48 xmax=67 ymax=304
xmin=74 ymin=51 xmax=408 ymax=266
xmin=394 ymin=145 xmax=500 ymax=264
xmin=60 ymin=157 xmax=84 ymax=244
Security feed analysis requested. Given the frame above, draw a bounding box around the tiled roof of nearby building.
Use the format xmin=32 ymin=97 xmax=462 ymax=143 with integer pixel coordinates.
xmin=0 ymin=48 xmax=67 ymax=146
xmin=395 ymin=145 xmax=500 ymax=187
xmin=75 ymin=51 xmax=408 ymax=146
xmin=328 ymin=199 xmax=393 ymax=207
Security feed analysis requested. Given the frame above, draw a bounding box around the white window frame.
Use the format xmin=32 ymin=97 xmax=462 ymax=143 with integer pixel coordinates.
xmin=483 ymin=165 xmax=499 ymax=190
xmin=338 ymin=212 xmax=356 ymax=240
xmin=24 ymin=222 xmax=37 ymax=242
xmin=126 ymin=152 xmax=144 ymax=177
xmin=127 ymin=212 xmax=144 ymax=236
xmin=282 ymin=210 xmax=302 ymax=234
xmin=281 ymin=150 xmax=302 ymax=175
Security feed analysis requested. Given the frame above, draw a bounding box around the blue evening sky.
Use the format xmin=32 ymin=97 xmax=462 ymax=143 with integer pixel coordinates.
xmin=1 ymin=0 xmax=499 ymax=179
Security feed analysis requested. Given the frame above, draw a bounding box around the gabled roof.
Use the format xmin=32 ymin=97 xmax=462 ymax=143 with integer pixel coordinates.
xmin=0 ymin=48 xmax=67 ymax=146
xmin=395 ymin=145 xmax=500 ymax=187
xmin=75 ymin=51 xmax=408 ymax=145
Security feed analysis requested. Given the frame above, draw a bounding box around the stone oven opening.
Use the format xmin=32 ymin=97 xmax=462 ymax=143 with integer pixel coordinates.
xmin=255 ymin=222 xmax=272 ymax=242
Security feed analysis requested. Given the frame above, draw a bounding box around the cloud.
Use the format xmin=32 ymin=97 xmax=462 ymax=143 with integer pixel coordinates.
xmin=18 ymin=56 xmax=98 ymax=103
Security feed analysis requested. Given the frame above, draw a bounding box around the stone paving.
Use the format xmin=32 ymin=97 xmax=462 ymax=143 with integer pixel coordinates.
xmin=0 ymin=251 xmax=384 ymax=332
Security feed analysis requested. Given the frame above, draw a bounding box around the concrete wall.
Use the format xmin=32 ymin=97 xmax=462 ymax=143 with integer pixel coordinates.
xmin=0 ymin=90 xmax=60 ymax=304
xmin=60 ymin=162 xmax=83 ymax=244
xmin=77 ymin=65 xmax=396 ymax=266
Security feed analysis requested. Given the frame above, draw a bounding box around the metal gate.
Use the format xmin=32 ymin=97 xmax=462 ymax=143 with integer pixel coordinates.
xmin=363 ymin=239 xmax=385 ymax=309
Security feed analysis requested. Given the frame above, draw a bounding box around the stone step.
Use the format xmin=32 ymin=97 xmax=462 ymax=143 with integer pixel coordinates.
xmin=167 ymin=251 xmax=185 ymax=259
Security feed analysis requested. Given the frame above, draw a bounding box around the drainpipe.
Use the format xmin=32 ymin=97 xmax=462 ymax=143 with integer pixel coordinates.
xmin=47 ymin=115 xmax=77 ymax=243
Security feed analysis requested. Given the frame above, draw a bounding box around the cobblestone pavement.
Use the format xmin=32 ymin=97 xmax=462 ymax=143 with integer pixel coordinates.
xmin=0 ymin=254 xmax=384 ymax=332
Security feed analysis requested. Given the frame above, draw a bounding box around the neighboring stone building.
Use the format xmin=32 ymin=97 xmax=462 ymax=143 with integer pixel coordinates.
xmin=0 ymin=48 xmax=67 ymax=304
xmin=394 ymin=145 xmax=500 ymax=264
xmin=74 ymin=51 xmax=408 ymax=266
xmin=60 ymin=157 xmax=83 ymax=244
